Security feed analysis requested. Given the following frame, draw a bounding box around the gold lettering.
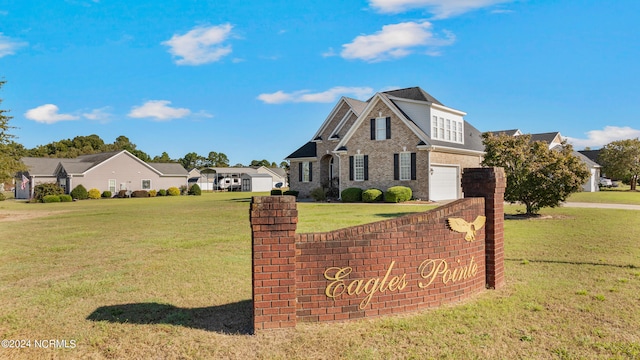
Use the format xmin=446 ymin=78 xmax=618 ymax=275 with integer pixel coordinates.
xmin=324 ymin=266 xmax=352 ymax=298
xmin=419 ymin=256 xmax=478 ymax=288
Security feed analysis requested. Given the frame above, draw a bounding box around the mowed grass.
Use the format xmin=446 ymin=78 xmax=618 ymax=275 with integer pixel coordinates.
xmin=0 ymin=193 xmax=639 ymax=359
xmin=567 ymin=186 xmax=640 ymax=205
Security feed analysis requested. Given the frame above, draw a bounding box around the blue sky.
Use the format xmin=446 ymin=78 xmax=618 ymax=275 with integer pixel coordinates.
xmin=1 ymin=0 xmax=639 ymax=165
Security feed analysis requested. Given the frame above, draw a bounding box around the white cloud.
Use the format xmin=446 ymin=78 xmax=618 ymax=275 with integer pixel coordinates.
xmin=25 ymin=104 xmax=79 ymax=124
xmin=162 ymin=24 xmax=233 ymax=65
xmin=258 ymin=86 xmax=374 ymax=104
xmin=341 ymin=21 xmax=454 ymax=62
xmin=565 ymin=126 xmax=640 ymax=149
xmin=82 ymin=107 xmax=113 ymax=123
xmin=0 ymin=33 xmax=27 ymax=58
xmin=369 ymin=0 xmax=513 ymax=18
xmin=128 ymin=100 xmax=191 ymax=121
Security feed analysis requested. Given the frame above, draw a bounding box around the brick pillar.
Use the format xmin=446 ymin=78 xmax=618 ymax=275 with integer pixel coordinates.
xmin=461 ymin=167 xmax=506 ymax=289
xmin=250 ymin=196 xmax=298 ymax=331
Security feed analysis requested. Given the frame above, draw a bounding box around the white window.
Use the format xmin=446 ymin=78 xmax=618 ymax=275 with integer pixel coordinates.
xmin=431 ymin=116 xmax=464 ymax=144
xmin=108 ymin=179 xmax=116 ymax=193
xmin=399 ymin=152 xmax=411 ymax=181
xmin=302 ymin=162 xmax=311 ymax=182
xmin=376 ymin=117 xmax=386 ymax=140
xmin=142 ymin=179 xmax=151 ymax=190
xmin=354 ymin=155 xmax=365 ymax=181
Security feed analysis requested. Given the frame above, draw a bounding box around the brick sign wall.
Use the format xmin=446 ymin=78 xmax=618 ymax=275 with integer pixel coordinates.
xmin=250 ymin=167 xmax=505 ymax=331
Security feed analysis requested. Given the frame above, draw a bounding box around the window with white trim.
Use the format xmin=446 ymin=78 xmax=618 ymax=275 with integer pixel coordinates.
xmin=301 ymin=162 xmax=311 ymax=182
xmin=399 ymin=152 xmax=411 ymax=181
xmin=109 ymin=179 xmax=116 ymax=193
xmin=142 ymin=179 xmax=151 ymax=190
xmin=431 ymin=116 xmax=464 ymax=144
xmin=354 ymin=154 xmax=365 ymax=181
xmin=376 ymin=117 xmax=386 ymax=140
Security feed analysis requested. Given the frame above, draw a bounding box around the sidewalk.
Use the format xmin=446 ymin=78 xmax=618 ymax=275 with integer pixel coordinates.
xmin=562 ymin=202 xmax=640 ymax=211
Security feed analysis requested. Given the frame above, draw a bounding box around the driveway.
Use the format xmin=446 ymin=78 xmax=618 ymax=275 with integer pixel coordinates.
xmin=563 ymin=202 xmax=640 ymax=211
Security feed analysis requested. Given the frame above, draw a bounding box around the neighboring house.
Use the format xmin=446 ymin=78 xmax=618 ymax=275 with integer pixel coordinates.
xmin=15 ymin=150 xmax=188 ymax=199
xmin=286 ymin=86 xmax=485 ymax=201
xmin=487 ymin=130 xmax=601 ymax=192
xmin=189 ymin=166 xmax=288 ymax=192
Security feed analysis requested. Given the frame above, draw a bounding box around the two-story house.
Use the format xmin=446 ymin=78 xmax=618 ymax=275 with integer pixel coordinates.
xmin=286 ymin=87 xmax=485 ymax=201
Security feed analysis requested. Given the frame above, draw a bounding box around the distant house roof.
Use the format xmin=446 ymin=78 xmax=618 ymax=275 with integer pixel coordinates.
xmin=381 ymin=86 xmax=443 ymax=105
xmin=484 ymin=129 xmax=522 ymax=137
xmin=530 ymin=132 xmax=562 ymax=145
xmin=572 ymin=150 xmax=600 ymax=168
xmin=578 ymin=149 xmax=601 ymax=163
xmin=21 ymin=151 xmax=188 ymax=177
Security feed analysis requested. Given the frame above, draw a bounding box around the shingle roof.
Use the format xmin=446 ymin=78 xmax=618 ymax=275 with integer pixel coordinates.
xmin=382 ymin=87 xmax=443 ymax=105
xmin=530 ymin=132 xmax=561 ymax=144
xmin=484 ymin=129 xmax=521 ymax=137
xmin=285 ymin=141 xmax=317 ymax=159
xmin=148 ymin=163 xmax=188 ymax=175
xmin=578 ymin=149 xmax=601 ymax=163
xmin=21 ymin=157 xmax=61 ymax=176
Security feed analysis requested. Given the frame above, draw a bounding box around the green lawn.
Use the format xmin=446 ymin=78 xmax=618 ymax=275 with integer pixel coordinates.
xmin=567 ymin=186 xmax=640 ymax=205
xmin=0 ymin=193 xmax=639 ymax=359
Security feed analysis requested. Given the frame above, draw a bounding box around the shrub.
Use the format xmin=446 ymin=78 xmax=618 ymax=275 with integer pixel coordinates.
xmin=179 ymin=185 xmax=188 ymax=195
xmin=59 ymin=194 xmax=73 ymax=202
xmin=88 ymin=188 xmax=101 ymax=199
xmin=341 ymin=187 xmax=363 ymax=202
xmin=167 ymin=187 xmax=180 ymax=196
xmin=283 ymin=190 xmax=299 ymax=198
xmin=385 ymin=186 xmax=412 ymax=203
xmin=33 ymin=182 xmax=64 ymax=202
xmin=188 ymin=184 xmax=202 ymax=196
xmin=131 ymin=190 xmax=150 ymax=198
xmin=43 ymin=195 xmax=61 ymax=203
xmin=0 ymin=193 xmax=5 ymax=201
xmin=362 ymin=188 xmax=383 ymax=202
xmin=310 ymin=187 xmax=326 ymax=201
xmin=270 ymin=189 xmax=283 ymax=195
xmin=158 ymin=189 xmax=167 ymax=196
xmin=71 ymin=184 xmax=89 ymax=200
xmin=117 ymin=190 xmax=129 ymax=198
xmin=101 ymin=190 xmax=112 ymax=198
xmin=149 ymin=189 xmax=157 ymax=197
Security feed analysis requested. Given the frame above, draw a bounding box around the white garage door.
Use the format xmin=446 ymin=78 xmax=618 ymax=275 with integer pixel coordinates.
xmin=429 ymin=166 xmax=459 ymax=201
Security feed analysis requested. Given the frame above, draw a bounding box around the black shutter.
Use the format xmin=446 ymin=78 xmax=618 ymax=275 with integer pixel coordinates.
xmin=309 ymin=162 xmax=313 ymax=182
xmin=370 ymin=119 xmax=376 ymax=140
xmin=298 ymin=162 xmax=303 ymax=182
xmin=393 ymin=154 xmax=399 ymax=180
xmin=349 ymin=156 xmax=354 ymax=181
xmin=386 ymin=117 xmax=391 ymax=139
xmin=411 ymin=153 xmax=417 ymax=180
xmin=364 ymin=155 xmax=369 ymax=181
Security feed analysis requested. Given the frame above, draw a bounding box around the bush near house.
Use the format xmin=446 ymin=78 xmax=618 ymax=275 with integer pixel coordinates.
xmin=88 ymin=188 xmax=101 ymax=199
xmin=310 ymin=187 xmax=326 ymax=202
xmin=102 ymin=191 xmax=112 ymax=198
xmin=271 ymin=189 xmax=282 ymax=195
xmin=385 ymin=186 xmax=412 ymax=203
xmin=43 ymin=195 xmax=61 ymax=203
xmin=341 ymin=187 xmax=363 ymax=202
xmin=131 ymin=190 xmax=150 ymax=198
xmin=283 ymin=190 xmax=299 ymax=198
xmin=0 ymin=193 xmax=5 ymax=201
xmin=71 ymin=184 xmax=89 ymax=200
xmin=362 ymin=188 xmax=384 ymax=202
xmin=188 ymin=184 xmax=202 ymax=196
xmin=167 ymin=187 xmax=180 ymax=196
xmin=59 ymin=194 xmax=73 ymax=202
xmin=33 ymin=183 xmax=64 ymax=203
xmin=158 ymin=189 xmax=167 ymax=196
xmin=149 ymin=190 xmax=157 ymax=197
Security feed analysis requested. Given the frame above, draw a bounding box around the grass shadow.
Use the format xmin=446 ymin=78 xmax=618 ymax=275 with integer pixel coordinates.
xmin=506 ymin=258 xmax=639 ymax=269
xmin=87 ymin=300 xmax=253 ymax=335
xmin=228 ymin=198 xmax=252 ymax=202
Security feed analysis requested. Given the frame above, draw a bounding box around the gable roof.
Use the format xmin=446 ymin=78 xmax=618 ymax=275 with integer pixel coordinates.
xmin=578 ymin=149 xmax=601 ymax=163
xmin=22 ymin=151 xmax=187 ymax=177
xmin=380 ymin=86 xmax=443 ymax=105
xmin=286 ymin=141 xmax=317 ymax=159
xmin=530 ymin=132 xmax=562 ymax=145
xmin=484 ymin=129 xmax=522 ymax=137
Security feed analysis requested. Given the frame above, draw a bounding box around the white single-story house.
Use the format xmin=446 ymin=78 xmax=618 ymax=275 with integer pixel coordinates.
xmin=15 ymin=150 xmax=188 ymax=199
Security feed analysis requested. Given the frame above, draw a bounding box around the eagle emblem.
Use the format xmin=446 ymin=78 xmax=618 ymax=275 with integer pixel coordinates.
xmin=447 ymin=216 xmax=486 ymax=242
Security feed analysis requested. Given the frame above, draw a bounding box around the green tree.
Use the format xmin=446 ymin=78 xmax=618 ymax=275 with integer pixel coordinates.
xmin=152 ymin=152 xmax=173 ymax=163
xmin=206 ymin=151 xmax=229 ymax=167
xmin=598 ymin=138 xmax=640 ymax=191
xmin=180 ymin=152 xmax=205 ymax=169
xmin=0 ymin=81 xmax=26 ymax=183
xmin=482 ymin=133 xmax=590 ymax=215
xmin=250 ymin=159 xmax=272 ymax=167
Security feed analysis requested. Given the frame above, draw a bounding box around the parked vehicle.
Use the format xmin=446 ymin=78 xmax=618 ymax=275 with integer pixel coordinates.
xmin=599 ymin=177 xmax=613 ymax=187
